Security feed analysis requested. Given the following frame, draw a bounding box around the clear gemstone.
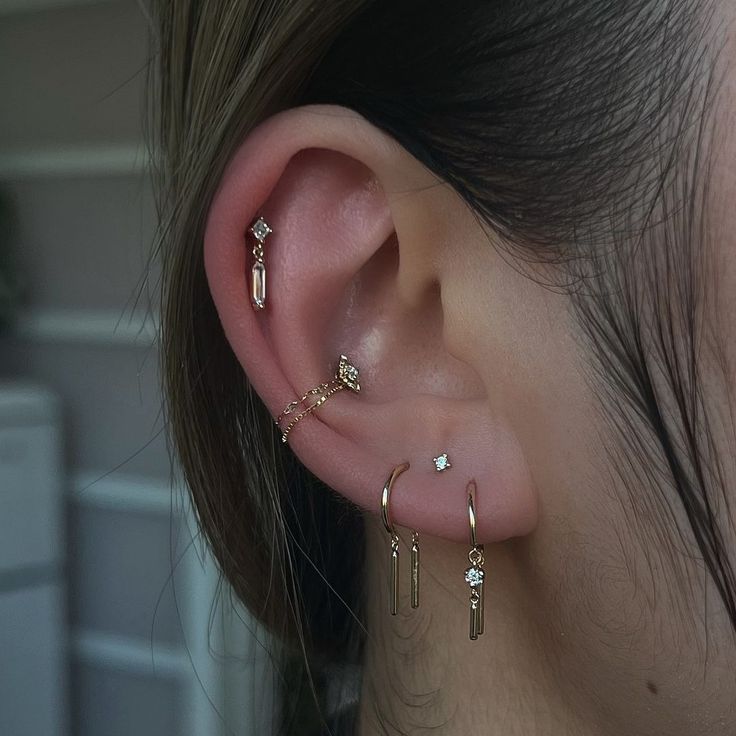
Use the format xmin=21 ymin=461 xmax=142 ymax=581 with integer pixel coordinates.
xmin=337 ymin=355 xmax=360 ymax=392
xmin=465 ymin=566 xmax=484 ymax=587
xmin=433 ymin=453 xmax=451 ymax=472
xmin=250 ymin=217 xmax=272 ymax=242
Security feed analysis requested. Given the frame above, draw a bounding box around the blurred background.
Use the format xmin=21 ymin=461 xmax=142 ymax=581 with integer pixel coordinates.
xmin=0 ymin=2 xmax=274 ymax=734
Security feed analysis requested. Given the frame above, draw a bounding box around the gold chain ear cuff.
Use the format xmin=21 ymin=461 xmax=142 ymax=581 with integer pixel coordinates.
xmin=276 ymin=355 xmax=361 ymax=443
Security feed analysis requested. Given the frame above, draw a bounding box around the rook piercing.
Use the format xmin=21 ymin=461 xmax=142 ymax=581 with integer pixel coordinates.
xmin=276 ymin=355 xmax=360 ymax=443
xmin=465 ymin=480 xmax=485 ymax=640
xmin=249 ymin=216 xmax=272 ymax=310
xmin=433 ymin=452 xmax=452 ymax=472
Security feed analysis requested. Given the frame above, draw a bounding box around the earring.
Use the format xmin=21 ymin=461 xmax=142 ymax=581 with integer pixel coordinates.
xmin=433 ymin=452 xmax=452 ymax=472
xmin=276 ymin=354 xmax=360 ymax=443
xmin=465 ymin=480 xmax=485 ymax=640
xmin=249 ymin=216 xmax=272 ymax=310
xmin=381 ymin=463 xmax=420 ymax=614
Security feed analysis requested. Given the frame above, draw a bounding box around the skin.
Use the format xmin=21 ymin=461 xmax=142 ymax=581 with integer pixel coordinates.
xmin=202 ymin=7 xmax=736 ymax=732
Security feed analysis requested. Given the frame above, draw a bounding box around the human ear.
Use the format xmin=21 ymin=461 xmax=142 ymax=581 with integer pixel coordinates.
xmin=203 ymin=104 xmax=537 ymax=544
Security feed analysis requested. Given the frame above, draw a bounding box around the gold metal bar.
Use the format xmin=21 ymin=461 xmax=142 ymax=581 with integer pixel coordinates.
xmin=390 ymin=543 xmax=399 ymax=615
xmin=410 ymin=538 xmax=420 ymax=609
xmin=478 ymin=581 xmax=485 ymax=636
xmin=470 ymin=599 xmax=478 ymax=640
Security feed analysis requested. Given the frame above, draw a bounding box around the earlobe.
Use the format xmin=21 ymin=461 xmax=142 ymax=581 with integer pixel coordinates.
xmin=203 ymin=104 xmax=538 ymax=545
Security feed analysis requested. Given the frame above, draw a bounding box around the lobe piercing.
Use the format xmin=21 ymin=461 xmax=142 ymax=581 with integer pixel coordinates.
xmin=381 ymin=463 xmax=420 ymax=614
xmin=465 ymin=479 xmax=485 ymax=640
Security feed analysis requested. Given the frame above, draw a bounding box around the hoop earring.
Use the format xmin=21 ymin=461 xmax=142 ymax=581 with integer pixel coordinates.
xmin=381 ymin=463 xmax=420 ymax=614
xmin=465 ymin=480 xmax=485 ymax=640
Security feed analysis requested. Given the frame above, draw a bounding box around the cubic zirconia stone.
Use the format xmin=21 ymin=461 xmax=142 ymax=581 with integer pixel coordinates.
xmin=338 ymin=355 xmax=361 ymax=392
xmin=250 ymin=217 xmax=272 ymax=241
xmin=465 ymin=566 xmax=484 ymax=587
xmin=433 ymin=453 xmax=451 ymax=471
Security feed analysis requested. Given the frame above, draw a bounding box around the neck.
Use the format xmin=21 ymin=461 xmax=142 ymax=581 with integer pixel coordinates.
xmin=356 ymin=519 xmax=596 ymax=736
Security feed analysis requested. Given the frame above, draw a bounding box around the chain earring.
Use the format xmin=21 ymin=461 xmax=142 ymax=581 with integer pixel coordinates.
xmin=381 ymin=463 xmax=420 ymax=614
xmin=465 ymin=480 xmax=485 ymax=640
xmin=275 ymin=355 xmax=360 ymax=443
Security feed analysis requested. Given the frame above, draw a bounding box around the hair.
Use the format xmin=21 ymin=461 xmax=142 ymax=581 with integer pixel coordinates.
xmin=147 ymin=1 xmax=734 ymax=733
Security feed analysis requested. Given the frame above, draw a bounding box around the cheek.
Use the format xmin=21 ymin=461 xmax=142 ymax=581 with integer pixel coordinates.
xmin=477 ymin=260 xmax=732 ymax=728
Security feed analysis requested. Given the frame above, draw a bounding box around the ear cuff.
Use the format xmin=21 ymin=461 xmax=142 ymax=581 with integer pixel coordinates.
xmin=275 ymin=355 xmax=360 ymax=443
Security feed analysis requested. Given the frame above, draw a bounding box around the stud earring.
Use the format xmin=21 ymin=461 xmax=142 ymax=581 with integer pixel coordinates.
xmin=276 ymin=354 xmax=360 ymax=443
xmin=465 ymin=480 xmax=485 ymax=640
xmin=249 ymin=216 xmax=272 ymax=310
xmin=433 ymin=452 xmax=452 ymax=472
xmin=381 ymin=463 xmax=420 ymax=614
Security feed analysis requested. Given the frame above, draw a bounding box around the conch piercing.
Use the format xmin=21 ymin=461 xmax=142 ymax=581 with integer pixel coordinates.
xmin=465 ymin=480 xmax=485 ymax=640
xmin=249 ymin=215 xmax=272 ymax=310
xmin=381 ymin=463 xmax=420 ymax=614
xmin=276 ymin=354 xmax=360 ymax=443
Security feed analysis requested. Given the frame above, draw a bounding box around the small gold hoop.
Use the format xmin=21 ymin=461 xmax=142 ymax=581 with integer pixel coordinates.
xmin=381 ymin=462 xmax=410 ymax=536
xmin=467 ymin=479 xmax=478 ymax=548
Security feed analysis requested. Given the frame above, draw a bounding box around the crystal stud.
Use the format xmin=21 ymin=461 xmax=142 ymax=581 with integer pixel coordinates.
xmin=249 ymin=216 xmax=272 ymax=242
xmin=336 ymin=355 xmax=361 ymax=393
xmin=464 ymin=566 xmax=485 ymax=588
xmin=433 ymin=453 xmax=451 ymax=472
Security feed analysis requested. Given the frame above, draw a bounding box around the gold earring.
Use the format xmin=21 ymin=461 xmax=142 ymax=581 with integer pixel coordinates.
xmin=381 ymin=463 xmax=420 ymax=614
xmin=249 ymin=216 xmax=272 ymax=310
xmin=465 ymin=480 xmax=485 ymax=640
xmin=276 ymin=355 xmax=360 ymax=443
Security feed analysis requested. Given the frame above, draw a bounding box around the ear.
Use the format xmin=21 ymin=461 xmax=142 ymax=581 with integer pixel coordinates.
xmin=203 ymin=104 xmax=537 ymax=544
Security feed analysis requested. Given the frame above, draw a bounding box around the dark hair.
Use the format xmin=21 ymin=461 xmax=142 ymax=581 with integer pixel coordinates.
xmin=149 ymin=0 xmax=733 ymax=732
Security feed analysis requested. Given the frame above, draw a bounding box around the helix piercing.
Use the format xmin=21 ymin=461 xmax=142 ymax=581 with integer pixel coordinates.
xmin=275 ymin=355 xmax=360 ymax=443
xmin=249 ymin=216 xmax=272 ymax=310
xmin=381 ymin=463 xmax=420 ymax=614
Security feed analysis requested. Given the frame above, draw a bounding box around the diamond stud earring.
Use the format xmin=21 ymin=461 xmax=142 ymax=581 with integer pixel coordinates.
xmin=433 ymin=452 xmax=452 ymax=472
xmin=249 ymin=216 xmax=272 ymax=310
xmin=275 ymin=355 xmax=361 ymax=443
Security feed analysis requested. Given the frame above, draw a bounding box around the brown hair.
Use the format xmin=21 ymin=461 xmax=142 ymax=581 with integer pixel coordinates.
xmin=149 ymin=0 xmax=732 ymax=730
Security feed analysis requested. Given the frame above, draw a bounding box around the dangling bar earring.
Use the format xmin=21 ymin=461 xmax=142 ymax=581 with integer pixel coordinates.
xmin=465 ymin=480 xmax=485 ymax=640
xmin=249 ymin=216 xmax=272 ymax=310
xmin=381 ymin=463 xmax=417 ymax=615
xmin=410 ymin=530 xmax=420 ymax=609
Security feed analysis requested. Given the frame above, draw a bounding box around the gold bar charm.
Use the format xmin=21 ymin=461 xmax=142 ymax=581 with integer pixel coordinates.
xmin=470 ymin=591 xmax=480 ymax=640
xmin=477 ymin=581 xmax=485 ymax=636
xmin=410 ymin=533 xmax=420 ymax=609
xmin=390 ymin=537 xmax=399 ymax=616
xmin=251 ymin=261 xmax=266 ymax=310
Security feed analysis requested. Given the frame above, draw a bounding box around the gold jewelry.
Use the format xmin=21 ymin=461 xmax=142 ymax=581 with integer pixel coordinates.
xmin=249 ymin=216 xmax=272 ymax=310
xmin=276 ymin=355 xmax=360 ymax=443
xmin=381 ymin=463 xmax=420 ymax=614
xmin=465 ymin=480 xmax=485 ymax=640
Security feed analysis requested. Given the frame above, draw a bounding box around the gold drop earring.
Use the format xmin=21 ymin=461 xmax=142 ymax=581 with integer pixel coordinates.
xmin=465 ymin=479 xmax=485 ymax=640
xmin=381 ymin=463 xmax=420 ymax=615
xmin=249 ymin=216 xmax=272 ymax=310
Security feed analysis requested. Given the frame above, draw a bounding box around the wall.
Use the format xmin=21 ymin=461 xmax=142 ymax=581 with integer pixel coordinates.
xmin=0 ymin=2 xmax=275 ymax=734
